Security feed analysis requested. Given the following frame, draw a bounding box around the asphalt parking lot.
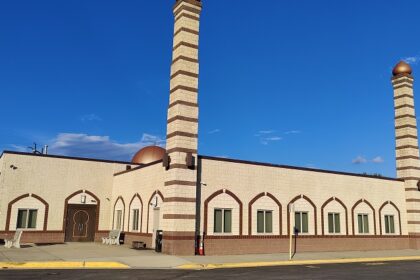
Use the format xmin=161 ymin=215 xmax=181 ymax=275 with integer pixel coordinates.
xmin=1 ymin=260 xmax=420 ymax=280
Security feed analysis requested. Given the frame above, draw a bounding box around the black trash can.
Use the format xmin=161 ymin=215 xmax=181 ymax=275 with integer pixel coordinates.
xmin=155 ymin=230 xmax=163 ymax=253
xmin=119 ymin=232 xmax=125 ymax=245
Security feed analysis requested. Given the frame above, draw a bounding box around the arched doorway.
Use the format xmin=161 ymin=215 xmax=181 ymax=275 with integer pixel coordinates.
xmin=63 ymin=190 xmax=100 ymax=242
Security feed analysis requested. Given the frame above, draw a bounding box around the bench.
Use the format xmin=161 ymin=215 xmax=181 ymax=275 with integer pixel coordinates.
xmin=102 ymin=230 xmax=121 ymax=245
xmin=4 ymin=229 xmax=23 ymax=249
xmin=132 ymin=241 xmax=146 ymax=250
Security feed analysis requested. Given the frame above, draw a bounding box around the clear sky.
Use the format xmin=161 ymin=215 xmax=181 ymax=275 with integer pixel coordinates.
xmin=1 ymin=0 xmax=419 ymax=177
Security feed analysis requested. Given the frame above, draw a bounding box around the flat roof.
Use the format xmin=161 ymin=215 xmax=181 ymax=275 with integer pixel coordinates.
xmin=113 ymin=159 xmax=163 ymax=176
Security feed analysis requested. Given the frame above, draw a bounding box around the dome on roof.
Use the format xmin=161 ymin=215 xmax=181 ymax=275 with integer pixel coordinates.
xmin=131 ymin=146 xmax=165 ymax=164
xmin=393 ymin=61 xmax=412 ymax=76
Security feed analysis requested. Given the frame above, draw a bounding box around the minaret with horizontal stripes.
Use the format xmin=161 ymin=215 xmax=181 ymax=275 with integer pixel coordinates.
xmin=162 ymin=0 xmax=202 ymax=255
xmin=392 ymin=61 xmax=420 ymax=235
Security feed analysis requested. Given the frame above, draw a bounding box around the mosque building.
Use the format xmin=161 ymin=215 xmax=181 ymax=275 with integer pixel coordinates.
xmin=0 ymin=0 xmax=419 ymax=255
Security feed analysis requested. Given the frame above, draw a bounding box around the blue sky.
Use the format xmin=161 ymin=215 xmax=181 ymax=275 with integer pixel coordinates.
xmin=1 ymin=0 xmax=419 ymax=177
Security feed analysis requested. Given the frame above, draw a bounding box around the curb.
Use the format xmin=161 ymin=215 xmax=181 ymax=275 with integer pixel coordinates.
xmin=177 ymin=256 xmax=420 ymax=270
xmin=0 ymin=261 xmax=129 ymax=269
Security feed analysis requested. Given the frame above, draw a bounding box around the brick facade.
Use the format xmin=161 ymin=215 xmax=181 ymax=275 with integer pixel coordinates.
xmin=203 ymin=236 xmax=414 ymax=255
xmin=1 ymin=1 xmax=420 ymax=258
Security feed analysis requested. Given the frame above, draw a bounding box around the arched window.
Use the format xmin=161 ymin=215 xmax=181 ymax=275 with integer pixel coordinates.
xmin=379 ymin=201 xmax=401 ymax=235
xmin=204 ymin=189 xmax=243 ymax=236
xmin=128 ymin=194 xmax=143 ymax=233
xmin=352 ymin=199 xmax=376 ymax=235
xmin=321 ymin=197 xmax=348 ymax=235
xmin=248 ymin=193 xmax=282 ymax=235
xmin=113 ymin=196 xmax=125 ymax=231
xmin=7 ymin=194 xmax=48 ymax=231
xmin=287 ymin=195 xmax=317 ymax=235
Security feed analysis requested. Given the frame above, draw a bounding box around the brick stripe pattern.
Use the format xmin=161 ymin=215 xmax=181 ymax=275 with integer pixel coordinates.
xmin=161 ymin=0 xmax=202 ymax=255
xmin=392 ymin=72 xmax=420 ymax=234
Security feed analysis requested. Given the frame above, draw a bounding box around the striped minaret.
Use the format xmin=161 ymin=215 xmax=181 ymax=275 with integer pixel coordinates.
xmin=392 ymin=61 xmax=420 ymax=235
xmin=161 ymin=0 xmax=202 ymax=255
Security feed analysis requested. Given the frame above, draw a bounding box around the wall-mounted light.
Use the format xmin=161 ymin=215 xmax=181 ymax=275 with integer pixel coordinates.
xmin=81 ymin=194 xmax=87 ymax=204
xmin=150 ymin=196 xmax=158 ymax=208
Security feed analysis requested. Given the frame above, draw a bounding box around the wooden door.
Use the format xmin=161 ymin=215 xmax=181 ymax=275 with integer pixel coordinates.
xmin=65 ymin=205 xmax=96 ymax=242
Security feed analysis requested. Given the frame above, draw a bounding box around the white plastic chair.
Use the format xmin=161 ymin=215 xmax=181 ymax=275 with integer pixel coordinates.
xmin=4 ymin=229 xmax=23 ymax=249
xmin=102 ymin=230 xmax=121 ymax=245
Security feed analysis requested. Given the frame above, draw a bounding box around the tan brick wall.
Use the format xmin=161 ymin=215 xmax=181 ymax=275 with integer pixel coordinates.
xmin=111 ymin=163 xmax=165 ymax=242
xmin=0 ymin=153 xmax=129 ymax=232
xmin=199 ymin=158 xmax=408 ymax=238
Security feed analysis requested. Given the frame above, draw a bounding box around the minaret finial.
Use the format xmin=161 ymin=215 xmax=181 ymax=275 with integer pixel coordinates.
xmin=393 ymin=61 xmax=413 ymax=77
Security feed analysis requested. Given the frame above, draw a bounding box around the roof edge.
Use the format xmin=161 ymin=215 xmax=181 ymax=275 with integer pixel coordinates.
xmin=113 ymin=159 xmax=163 ymax=176
xmin=2 ymin=150 xmax=139 ymax=166
xmin=198 ymin=155 xmax=403 ymax=182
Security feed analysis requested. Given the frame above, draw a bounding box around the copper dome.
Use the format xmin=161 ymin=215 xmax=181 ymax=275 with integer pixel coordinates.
xmin=392 ymin=61 xmax=412 ymax=76
xmin=131 ymin=146 xmax=165 ymax=164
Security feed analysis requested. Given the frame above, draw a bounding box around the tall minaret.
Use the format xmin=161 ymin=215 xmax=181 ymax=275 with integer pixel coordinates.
xmin=162 ymin=0 xmax=202 ymax=255
xmin=392 ymin=61 xmax=420 ymax=235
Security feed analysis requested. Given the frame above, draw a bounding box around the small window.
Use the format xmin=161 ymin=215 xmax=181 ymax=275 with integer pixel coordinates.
xmin=214 ymin=209 xmax=232 ymax=233
xmin=358 ymin=214 xmax=369 ymax=234
xmin=132 ymin=209 xmax=140 ymax=231
xmin=295 ymin=212 xmax=309 ymax=233
xmin=257 ymin=210 xmax=273 ymax=234
xmin=384 ymin=215 xmax=395 ymax=234
xmin=17 ymin=209 xmax=38 ymax=229
xmin=115 ymin=210 xmax=123 ymax=230
xmin=328 ymin=213 xmax=341 ymax=234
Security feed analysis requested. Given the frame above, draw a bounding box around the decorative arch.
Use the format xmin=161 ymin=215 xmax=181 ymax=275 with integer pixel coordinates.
xmin=321 ymin=197 xmax=348 ymax=235
xmin=128 ymin=193 xmax=144 ymax=232
xmin=146 ymin=190 xmax=164 ymax=233
xmin=351 ymin=199 xmax=376 ymax=235
xmin=203 ymin=189 xmax=243 ymax=235
xmin=379 ymin=201 xmax=402 ymax=235
xmin=112 ymin=196 xmax=126 ymax=231
xmin=6 ymin=193 xmax=49 ymax=231
xmin=287 ymin=195 xmax=317 ymax=235
xmin=248 ymin=192 xmax=282 ymax=235
xmin=63 ymin=190 xmax=101 ymax=233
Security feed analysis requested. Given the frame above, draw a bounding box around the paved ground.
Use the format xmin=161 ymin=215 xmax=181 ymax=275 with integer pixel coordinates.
xmin=0 ymin=261 xmax=420 ymax=279
xmin=0 ymin=243 xmax=187 ymax=268
xmin=1 ymin=243 xmax=420 ymax=269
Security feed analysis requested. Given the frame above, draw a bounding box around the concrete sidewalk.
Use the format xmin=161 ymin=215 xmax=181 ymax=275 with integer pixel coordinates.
xmin=1 ymin=243 xmax=420 ymax=269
